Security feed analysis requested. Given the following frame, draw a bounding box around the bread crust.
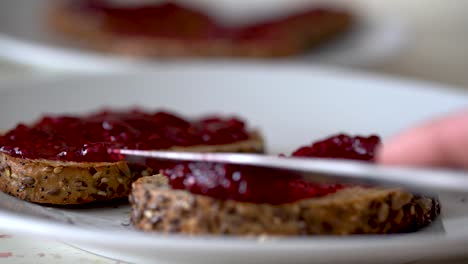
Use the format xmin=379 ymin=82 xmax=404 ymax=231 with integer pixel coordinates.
xmin=0 ymin=132 xmax=264 ymax=205
xmin=130 ymin=175 xmax=440 ymax=235
xmin=48 ymin=3 xmax=353 ymax=58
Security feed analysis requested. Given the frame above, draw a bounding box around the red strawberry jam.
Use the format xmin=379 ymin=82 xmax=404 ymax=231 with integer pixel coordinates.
xmin=159 ymin=134 xmax=381 ymax=204
xmin=0 ymin=109 xmax=250 ymax=162
xmin=70 ymin=1 xmax=346 ymax=42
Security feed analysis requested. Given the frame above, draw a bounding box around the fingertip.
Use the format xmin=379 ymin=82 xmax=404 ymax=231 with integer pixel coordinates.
xmin=375 ymin=139 xmax=391 ymax=164
xmin=376 ymin=127 xmax=440 ymax=167
xmin=376 ymin=136 xmax=413 ymax=165
xmin=377 ymin=109 xmax=468 ymax=168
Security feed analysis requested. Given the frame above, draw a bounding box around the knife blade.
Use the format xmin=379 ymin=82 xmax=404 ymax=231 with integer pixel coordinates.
xmin=114 ymin=149 xmax=468 ymax=194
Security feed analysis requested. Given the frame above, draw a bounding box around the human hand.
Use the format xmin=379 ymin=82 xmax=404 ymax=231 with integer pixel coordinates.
xmin=377 ymin=110 xmax=468 ymax=169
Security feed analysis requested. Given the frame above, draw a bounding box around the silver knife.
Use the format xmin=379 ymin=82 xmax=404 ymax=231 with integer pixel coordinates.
xmin=115 ymin=149 xmax=468 ymax=194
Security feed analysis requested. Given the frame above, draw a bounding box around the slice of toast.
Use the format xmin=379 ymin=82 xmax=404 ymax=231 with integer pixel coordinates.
xmin=48 ymin=2 xmax=353 ymax=58
xmin=130 ymin=175 xmax=440 ymax=235
xmin=0 ymin=131 xmax=264 ymax=205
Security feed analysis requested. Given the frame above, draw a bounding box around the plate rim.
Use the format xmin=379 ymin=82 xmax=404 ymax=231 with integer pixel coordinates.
xmin=0 ymin=62 xmax=465 ymax=98
xmin=0 ymin=206 xmax=467 ymax=260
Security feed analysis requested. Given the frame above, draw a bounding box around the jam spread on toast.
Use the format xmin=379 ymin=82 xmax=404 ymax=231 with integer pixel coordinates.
xmin=159 ymin=134 xmax=380 ymax=204
xmin=292 ymin=134 xmax=380 ymax=161
xmin=0 ymin=110 xmax=249 ymax=162
xmin=70 ymin=1 xmax=348 ymax=42
xmin=0 ymin=107 xmax=380 ymax=205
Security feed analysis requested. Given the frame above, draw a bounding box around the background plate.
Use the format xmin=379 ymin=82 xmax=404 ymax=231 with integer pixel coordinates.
xmin=0 ymin=64 xmax=467 ymax=264
xmin=0 ymin=0 xmax=406 ymax=72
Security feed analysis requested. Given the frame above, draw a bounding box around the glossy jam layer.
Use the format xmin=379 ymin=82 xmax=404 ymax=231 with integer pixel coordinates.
xmin=71 ymin=1 xmax=343 ymax=41
xmin=159 ymin=134 xmax=381 ymax=204
xmin=292 ymin=134 xmax=381 ymax=161
xmin=0 ymin=110 xmax=249 ymax=162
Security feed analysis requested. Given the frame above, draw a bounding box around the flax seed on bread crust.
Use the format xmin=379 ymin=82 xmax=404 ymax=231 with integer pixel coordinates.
xmin=0 ymin=131 xmax=264 ymax=205
xmin=130 ymin=175 xmax=440 ymax=235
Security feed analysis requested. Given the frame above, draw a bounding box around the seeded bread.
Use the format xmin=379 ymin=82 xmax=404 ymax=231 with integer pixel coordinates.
xmin=130 ymin=175 xmax=440 ymax=235
xmin=0 ymin=132 xmax=264 ymax=205
xmin=48 ymin=3 xmax=352 ymax=58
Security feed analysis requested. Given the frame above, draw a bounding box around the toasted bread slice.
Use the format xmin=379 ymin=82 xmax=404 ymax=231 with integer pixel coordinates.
xmin=48 ymin=2 xmax=352 ymax=58
xmin=0 ymin=131 xmax=264 ymax=205
xmin=130 ymin=175 xmax=439 ymax=235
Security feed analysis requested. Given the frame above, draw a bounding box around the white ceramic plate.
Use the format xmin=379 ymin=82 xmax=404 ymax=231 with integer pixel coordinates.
xmin=0 ymin=0 xmax=406 ymax=72
xmin=0 ymin=64 xmax=468 ymax=264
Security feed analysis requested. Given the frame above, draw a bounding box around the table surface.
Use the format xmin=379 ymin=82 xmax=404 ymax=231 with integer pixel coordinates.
xmin=1 ymin=1 xmax=468 ymax=263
